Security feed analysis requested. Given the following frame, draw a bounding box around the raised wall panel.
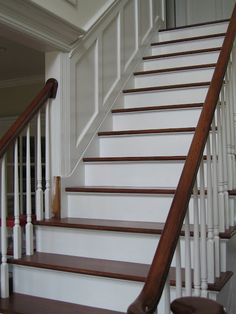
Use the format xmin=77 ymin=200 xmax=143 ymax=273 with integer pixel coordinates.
xmin=75 ymin=41 xmax=98 ymax=144
xmin=139 ymin=0 xmax=152 ymax=43
xmin=123 ymin=0 xmax=137 ymax=70
xmin=102 ymin=15 xmax=120 ymax=104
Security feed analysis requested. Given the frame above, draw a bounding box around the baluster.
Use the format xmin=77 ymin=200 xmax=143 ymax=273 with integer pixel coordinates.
xmin=36 ymin=112 xmax=43 ymax=220
xmin=228 ymin=58 xmax=236 ymax=226
xmin=175 ymin=240 xmax=182 ymax=298
xmin=45 ymin=102 xmax=51 ymax=219
xmin=184 ymin=209 xmax=192 ymax=296
xmin=13 ymin=139 xmax=21 ymax=259
xmin=206 ymin=137 xmax=215 ymax=284
xmin=212 ymin=110 xmax=221 ymax=277
xmin=1 ymin=156 xmax=9 ymax=298
xmin=19 ymin=136 xmax=23 ymax=214
xmin=221 ymin=87 xmax=230 ymax=231
xmin=164 ymin=274 xmax=171 ymax=314
xmin=199 ymin=159 xmax=208 ymax=297
xmin=193 ymin=183 xmax=200 ymax=296
xmin=26 ymin=126 xmax=33 ymax=255
xmin=224 ymin=71 xmax=234 ymax=192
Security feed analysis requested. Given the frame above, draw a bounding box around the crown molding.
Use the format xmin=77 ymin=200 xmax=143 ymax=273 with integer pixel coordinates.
xmin=0 ymin=0 xmax=85 ymax=51
xmin=0 ymin=75 xmax=44 ymax=88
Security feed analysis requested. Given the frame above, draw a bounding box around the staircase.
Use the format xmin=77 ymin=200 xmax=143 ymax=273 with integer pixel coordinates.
xmin=1 ymin=19 xmax=236 ymax=314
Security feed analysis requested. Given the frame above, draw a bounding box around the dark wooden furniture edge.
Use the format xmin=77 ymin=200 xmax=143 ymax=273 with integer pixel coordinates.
xmin=127 ymin=4 xmax=236 ymax=314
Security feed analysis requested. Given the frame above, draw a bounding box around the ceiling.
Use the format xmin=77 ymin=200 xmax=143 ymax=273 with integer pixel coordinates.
xmin=0 ymin=35 xmax=45 ymax=82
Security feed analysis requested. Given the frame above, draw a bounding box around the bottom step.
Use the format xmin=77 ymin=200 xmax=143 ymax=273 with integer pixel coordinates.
xmin=0 ymin=293 xmax=124 ymax=314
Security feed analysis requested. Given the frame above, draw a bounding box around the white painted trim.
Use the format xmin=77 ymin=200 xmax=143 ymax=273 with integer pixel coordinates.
xmin=0 ymin=75 xmax=44 ymax=89
xmin=0 ymin=0 xmax=85 ymax=52
xmin=83 ymin=0 xmax=118 ymax=32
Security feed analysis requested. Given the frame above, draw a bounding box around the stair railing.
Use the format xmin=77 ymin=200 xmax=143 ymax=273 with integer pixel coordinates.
xmin=0 ymin=78 xmax=58 ymax=298
xmin=128 ymin=4 xmax=236 ymax=314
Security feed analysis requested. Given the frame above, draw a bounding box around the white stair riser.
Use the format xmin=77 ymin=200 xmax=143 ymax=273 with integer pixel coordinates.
xmin=143 ymin=51 xmax=219 ymax=71
xmin=36 ymin=226 xmax=194 ymax=266
xmin=84 ymin=162 xmax=185 ymax=187
xmin=151 ymin=37 xmax=224 ymax=56
xmin=99 ymin=133 xmax=193 ymax=156
xmin=123 ymin=87 xmax=208 ymax=108
xmin=67 ymin=193 xmax=173 ymax=222
xmin=112 ymin=108 xmax=201 ymax=130
xmin=158 ymin=22 xmax=228 ymax=42
xmin=36 ymin=226 xmax=158 ymax=264
xmin=13 ymin=266 xmax=143 ymax=312
xmin=134 ymin=68 xmax=214 ymax=88
xmin=12 ymin=265 xmax=220 ymax=312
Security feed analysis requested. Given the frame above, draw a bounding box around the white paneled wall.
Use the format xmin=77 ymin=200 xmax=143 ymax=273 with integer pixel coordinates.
xmin=50 ymin=0 xmax=165 ymax=175
xmin=175 ymin=0 xmax=235 ymax=27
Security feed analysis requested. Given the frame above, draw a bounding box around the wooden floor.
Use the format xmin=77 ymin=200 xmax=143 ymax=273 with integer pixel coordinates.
xmin=0 ymin=293 xmax=124 ymax=314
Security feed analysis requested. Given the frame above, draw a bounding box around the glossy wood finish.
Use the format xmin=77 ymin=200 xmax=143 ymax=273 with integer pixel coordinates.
xmin=52 ymin=176 xmax=61 ymax=218
xmin=0 ymin=79 xmax=58 ymax=159
xmin=151 ymin=32 xmax=225 ymax=46
xmin=171 ymin=297 xmax=225 ymax=314
xmin=160 ymin=19 xmax=229 ymax=32
xmin=65 ymin=186 xmax=176 ymax=195
xmin=83 ymin=156 xmax=188 ymax=162
xmin=123 ymin=82 xmax=210 ymax=93
xmin=9 ymin=252 xmax=232 ymax=291
xmin=98 ymin=127 xmax=196 ymax=137
xmin=143 ymin=47 xmax=221 ymax=60
xmin=127 ymin=4 xmax=236 ymax=314
xmin=134 ymin=64 xmax=216 ymax=76
xmin=112 ymin=103 xmax=204 ymax=114
xmin=0 ymin=293 xmax=124 ymax=314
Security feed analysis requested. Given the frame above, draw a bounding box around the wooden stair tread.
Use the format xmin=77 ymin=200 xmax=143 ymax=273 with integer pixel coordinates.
xmin=10 ymin=252 xmax=150 ymax=282
xmin=36 ymin=217 xmax=166 ymax=235
xmin=123 ymin=81 xmax=210 ymax=93
xmin=159 ymin=19 xmax=229 ymax=32
xmin=98 ymin=127 xmax=196 ymax=137
xmin=65 ymin=186 xmax=176 ymax=194
xmin=9 ymin=252 xmax=232 ymax=291
xmin=151 ymin=32 xmax=225 ymax=46
xmin=134 ymin=63 xmax=216 ymax=76
xmin=143 ymin=47 xmax=221 ymax=60
xmin=112 ymin=103 xmax=204 ymax=114
xmin=83 ymin=156 xmax=188 ymax=162
xmin=0 ymin=293 xmax=124 ymax=314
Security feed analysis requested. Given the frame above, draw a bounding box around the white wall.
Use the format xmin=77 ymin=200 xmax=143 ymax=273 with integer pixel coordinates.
xmin=46 ymin=0 xmax=165 ymax=176
xmin=29 ymin=0 xmax=117 ymax=31
xmin=174 ymin=0 xmax=235 ymax=27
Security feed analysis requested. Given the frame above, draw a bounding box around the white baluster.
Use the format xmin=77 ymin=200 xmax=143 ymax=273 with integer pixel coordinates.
xmin=1 ymin=156 xmax=9 ymax=298
xmin=45 ymin=102 xmax=51 ymax=219
xmin=228 ymin=59 xmax=236 ymax=226
xmin=175 ymin=240 xmax=182 ymax=298
xmin=26 ymin=126 xmax=33 ymax=255
xmin=193 ymin=183 xmax=200 ymax=296
xmin=199 ymin=159 xmax=208 ymax=297
xmin=212 ymin=111 xmax=221 ymax=277
xmin=221 ymin=87 xmax=230 ymax=231
xmin=184 ymin=209 xmax=192 ymax=296
xmin=206 ymin=138 xmax=215 ymax=284
xmin=164 ymin=275 xmax=171 ymax=314
xmin=13 ymin=139 xmax=22 ymax=259
xmin=36 ymin=112 xmax=43 ymax=220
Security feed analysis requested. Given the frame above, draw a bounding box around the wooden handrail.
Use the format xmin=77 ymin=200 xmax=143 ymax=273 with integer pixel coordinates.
xmin=171 ymin=297 xmax=226 ymax=314
xmin=0 ymin=78 xmax=58 ymax=160
xmin=127 ymin=5 xmax=236 ymax=314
